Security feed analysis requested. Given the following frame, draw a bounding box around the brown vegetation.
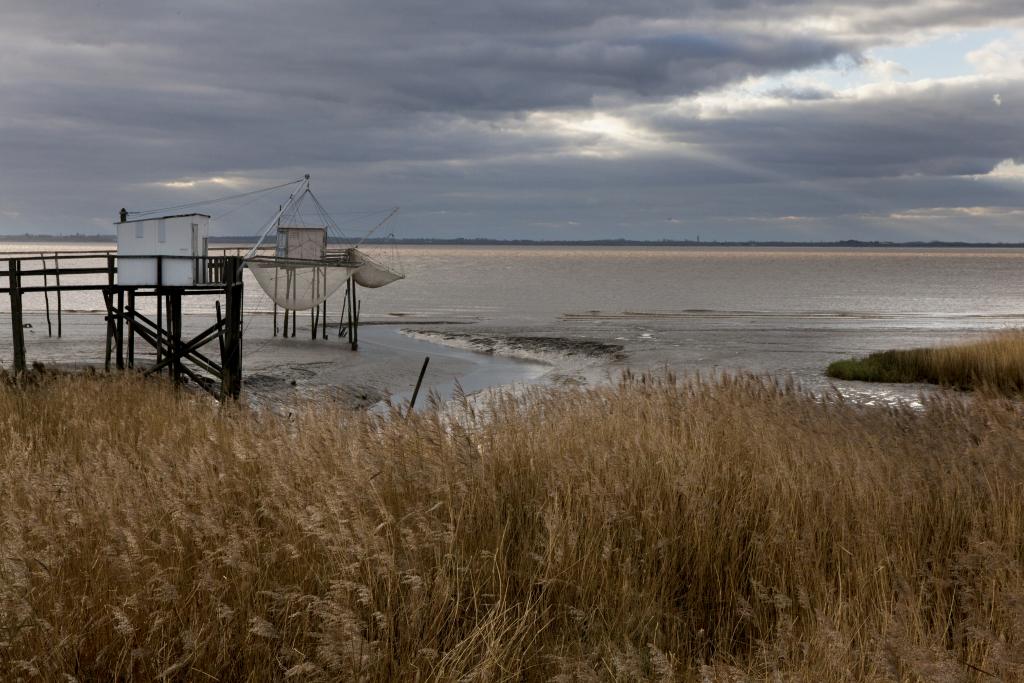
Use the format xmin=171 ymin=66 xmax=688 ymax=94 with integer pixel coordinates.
xmin=827 ymin=330 xmax=1024 ymax=394
xmin=2 ymin=371 xmax=1024 ymax=681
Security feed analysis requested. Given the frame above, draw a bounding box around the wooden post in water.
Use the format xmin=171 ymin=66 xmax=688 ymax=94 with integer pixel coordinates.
xmin=346 ymin=277 xmax=357 ymax=350
xmin=54 ymin=252 xmax=62 ymax=338
xmin=104 ymin=255 xmax=115 ymax=371
xmin=115 ymin=289 xmax=125 ymax=370
xmin=352 ymin=283 xmax=360 ymax=351
xmin=221 ymin=256 xmax=243 ymax=399
xmin=170 ymin=292 xmax=182 ymax=384
xmin=337 ymin=280 xmax=348 ymax=338
xmin=155 ymin=294 xmax=163 ymax=372
xmin=40 ymin=253 xmax=52 ymax=337
xmin=321 ymin=297 xmax=328 ymax=340
xmin=8 ymin=259 xmax=26 ymax=374
xmin=283 ymin=281 xmax=290 ymax=337
xmin=155 ymin=257 xmax=163 ymax=371
xmin=127 ymin=290 xmax=136 ymax=369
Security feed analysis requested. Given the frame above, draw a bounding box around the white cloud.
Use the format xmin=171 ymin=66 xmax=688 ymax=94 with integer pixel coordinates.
xmin=967 ymin=33 xmax=1024 ymax=75
xmin=984 ymin=158 xmax=1024 ymax=180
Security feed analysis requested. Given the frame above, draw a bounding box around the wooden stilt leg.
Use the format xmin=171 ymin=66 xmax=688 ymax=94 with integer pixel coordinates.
xmin=156 ymin=293 xmax=163 ymax=372
xmin=339 ymin=280 xmax=348 ymax=338
xmin=55 ymin=253 xmax=62 ymax=338
xmin=127 ymin=290 xmax=135 ymax=369
xmin=9 ymin=259 xmax=26 ymax=374
xmin=41 ymin=253 xmax=52 ymax=337
xmin=103 ymin=291 xmax=114 ymax=372
xmin=116 ymin=290 xmax=124 ymax=370
xmin=171 ymin=293 xmax=182 ymax=384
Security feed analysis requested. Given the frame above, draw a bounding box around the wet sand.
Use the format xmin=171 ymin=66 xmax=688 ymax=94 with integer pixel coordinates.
xmin=0 ymin=307 xmax=966 ymax=411
xmin=0 ymin=311 xmax=559 ymax=410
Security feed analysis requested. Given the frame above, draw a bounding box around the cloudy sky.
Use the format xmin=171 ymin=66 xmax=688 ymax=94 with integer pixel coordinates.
xmin=1 ymin=1 xmax=1023 ymax=240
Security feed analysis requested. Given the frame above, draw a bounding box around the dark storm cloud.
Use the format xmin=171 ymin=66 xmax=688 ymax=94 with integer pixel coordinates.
xmin=0 ymin=0 xmax=1022 ymax=238
xmin=648 ymin=80 xmax=1024 ymax=179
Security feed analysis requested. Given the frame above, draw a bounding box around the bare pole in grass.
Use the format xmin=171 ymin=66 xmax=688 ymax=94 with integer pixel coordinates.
xmin=408 ymin=356 xmax=430 ymax=416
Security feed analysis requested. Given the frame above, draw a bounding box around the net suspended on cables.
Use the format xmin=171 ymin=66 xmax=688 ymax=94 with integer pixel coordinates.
xmin=243 ymin=176 xmax=404 ymax=310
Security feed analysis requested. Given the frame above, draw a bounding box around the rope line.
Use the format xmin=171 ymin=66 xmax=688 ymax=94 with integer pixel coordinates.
xmin=128 ymin=178 xmax=305 ymax=217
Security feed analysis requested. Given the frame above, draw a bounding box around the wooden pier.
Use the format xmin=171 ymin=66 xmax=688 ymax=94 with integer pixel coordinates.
xmin=1 ymin=252 xmax=245 ymax=400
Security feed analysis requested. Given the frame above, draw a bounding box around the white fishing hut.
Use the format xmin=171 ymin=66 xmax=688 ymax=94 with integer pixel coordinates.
xmin=116 ymin=213 xmax=210 ymax=286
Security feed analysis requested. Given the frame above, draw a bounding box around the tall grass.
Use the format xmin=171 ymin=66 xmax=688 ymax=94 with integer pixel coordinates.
xmin=2 ymin=371 xmax=1024 ymax=681
xmin=827 ymin=330 xmax=1024 ymax=394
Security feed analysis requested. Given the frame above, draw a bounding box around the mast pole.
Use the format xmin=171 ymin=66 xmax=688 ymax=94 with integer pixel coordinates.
xmin=242 ymin=175 xmax=310 ymax=261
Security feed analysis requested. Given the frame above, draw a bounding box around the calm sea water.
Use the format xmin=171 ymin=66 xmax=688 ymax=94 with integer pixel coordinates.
xmin=3 ymin=243 xmax=1023 ymax=400
xmin=5 ymin=243 xmax=1022 ymax=321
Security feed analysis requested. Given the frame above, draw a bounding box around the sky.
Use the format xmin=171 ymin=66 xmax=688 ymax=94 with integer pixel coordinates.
xmin=1 ymin=1 xmax=1023 ymax=241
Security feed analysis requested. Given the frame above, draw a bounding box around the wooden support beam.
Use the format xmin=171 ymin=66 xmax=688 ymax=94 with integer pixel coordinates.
xmin=41 ymin=253 xmax=52 ymax=337
xmin=338 ymin=280 xmax=349 ymax=338
xmin=221 ymin=256 xmax=243 ymax=400
xmin=103 ymin=289 xmax=114 ymax=372
xmin=8 ymin=259 xmax=26 ymax=374
xmin=129 ymin=315 xmax=223 ymax=378
xmin=156 ymin=293 xmax=163 ymax=371
xmin=116 ymin=289 xmax=125 ymax=370
xmin=322 ymin=297 xmax=328 ymax=340
xmin=350 ymin=279 xmax=360 ymax=351
xmin=105 ymin=256 xmax=116 ymax=372
xmin=54 ymin=253 xmax=62 ymax=338
xmin=127 ymin=290 xmax=135 ymax=369
xmin=347 ymin=277 xmax=356 ymax=350
xmin=140 ymin=320 xmax=224 ymax=377
xmin=170 ymin=292 xmax=182 ymax=384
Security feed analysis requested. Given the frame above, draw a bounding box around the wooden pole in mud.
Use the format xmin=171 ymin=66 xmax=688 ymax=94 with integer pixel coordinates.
xmin=408 ymin=356 xmax=430 ymax=416
xmin=338 ymin=279 xmax=349 ymax=338
xmin=221 ymin=256 xmax=243 ymax=399
xmin=354 ymin=296 xmax=360 ymax=350
xmin=170 ymin=292 xmax=182 ymax=384
xmin=127 ymin=290 xmax=135 ymax=369
xmin=8 ymin=259 xmax=26 ymax=374
xmin=104 ymin=255 xmax=115 ymax=371
xmin=347 ymin=277 xmax=359 ymax=351
xmin=54 ymin=253 xmax=62 ymax=338
xmin=321 ymin=297 xmax=328 ymax=340
xmin=115 ymin=289 xmax=125 ymax=370
xmin=310 ymin=266 xmax=319 ymax=340
xmin=40 ymin=253 xmax=52 ymax=337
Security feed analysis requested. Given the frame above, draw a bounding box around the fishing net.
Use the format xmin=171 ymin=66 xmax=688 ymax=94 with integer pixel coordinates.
xmin=248 ymin=259 xmax=359 ymax=310
xmin=349 ymin=248 xmax=404 ymax=288
xmin=243 ymin=178 xmax=405 ymax=308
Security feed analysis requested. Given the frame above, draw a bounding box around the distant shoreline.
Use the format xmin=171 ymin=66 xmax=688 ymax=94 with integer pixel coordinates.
xmin=5 ymin=234 xmax=1024 ymax=248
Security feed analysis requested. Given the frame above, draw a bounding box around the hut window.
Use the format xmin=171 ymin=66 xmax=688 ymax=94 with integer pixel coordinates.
xmin=135 ymin=223 xmax=144 ymax=239
xmin=158 ymin=221 xmax=167 ymax=243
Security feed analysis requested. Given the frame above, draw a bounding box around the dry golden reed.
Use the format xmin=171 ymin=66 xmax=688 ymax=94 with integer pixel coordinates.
xmin=828 ymin=329 xmax=1024 ymax=394
xmin=2 ymin=371 xmax=1024 ymax=681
